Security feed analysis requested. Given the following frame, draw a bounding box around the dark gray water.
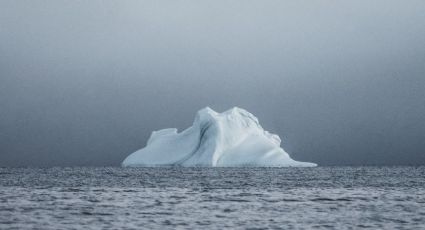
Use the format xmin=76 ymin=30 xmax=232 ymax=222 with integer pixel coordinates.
xmin=0 ymin=167 xmax=424 ymax=229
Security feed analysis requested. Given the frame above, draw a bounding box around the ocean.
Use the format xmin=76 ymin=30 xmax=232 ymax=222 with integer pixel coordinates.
xmin=0 ymin=167 xmax=424 ymax=229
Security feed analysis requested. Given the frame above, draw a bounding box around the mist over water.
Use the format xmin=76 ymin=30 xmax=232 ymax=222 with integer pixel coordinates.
xmin=1 ymin=1 xmax=425 ymax=166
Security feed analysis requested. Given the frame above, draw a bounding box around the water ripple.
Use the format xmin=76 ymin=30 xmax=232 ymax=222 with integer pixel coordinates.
xmin=0 ymin=167 xmax=424 ymax=229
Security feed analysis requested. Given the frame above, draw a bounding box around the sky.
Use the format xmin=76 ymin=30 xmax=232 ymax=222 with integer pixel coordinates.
xmin=1 ymin=0 xmax=425 ymax=166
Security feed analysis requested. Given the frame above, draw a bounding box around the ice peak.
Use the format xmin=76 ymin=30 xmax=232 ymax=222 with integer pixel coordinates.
xmin=198 ymin=106 xmax=217 ymax=115
xmin=122 ymin=107 xmax=317 ymax=167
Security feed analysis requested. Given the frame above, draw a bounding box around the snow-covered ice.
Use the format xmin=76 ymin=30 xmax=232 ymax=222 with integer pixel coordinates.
xmin=122 ymin=107 xmax=316 ymax=167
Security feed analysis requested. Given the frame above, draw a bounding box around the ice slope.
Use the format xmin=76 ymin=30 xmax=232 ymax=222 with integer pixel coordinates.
xmin=122 ymin=107 xmax=316 ymax=167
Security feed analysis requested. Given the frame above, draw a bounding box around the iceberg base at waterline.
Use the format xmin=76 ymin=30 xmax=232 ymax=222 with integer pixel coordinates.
xmin=122 ymin=107 xmax=316 ymax=167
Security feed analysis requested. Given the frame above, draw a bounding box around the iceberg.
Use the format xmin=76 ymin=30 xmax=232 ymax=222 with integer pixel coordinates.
xmin=122 ymin=107 xmax=316 ymax=167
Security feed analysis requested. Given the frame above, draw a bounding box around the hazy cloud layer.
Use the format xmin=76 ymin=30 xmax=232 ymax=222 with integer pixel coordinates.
xmin=1 ymin=1 xmax=425 ymax=166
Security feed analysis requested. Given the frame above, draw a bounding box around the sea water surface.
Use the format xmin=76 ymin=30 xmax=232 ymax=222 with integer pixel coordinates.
xmin=0 ymin=167 xmax=424 ymax=229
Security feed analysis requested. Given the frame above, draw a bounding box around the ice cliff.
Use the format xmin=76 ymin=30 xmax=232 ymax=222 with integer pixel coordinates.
xmin=122 ymin=107 xmax=316 ymax=167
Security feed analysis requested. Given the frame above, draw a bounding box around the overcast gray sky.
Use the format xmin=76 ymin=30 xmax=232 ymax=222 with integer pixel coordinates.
xmin=1 ymin=0 xmax=425 ymax=166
